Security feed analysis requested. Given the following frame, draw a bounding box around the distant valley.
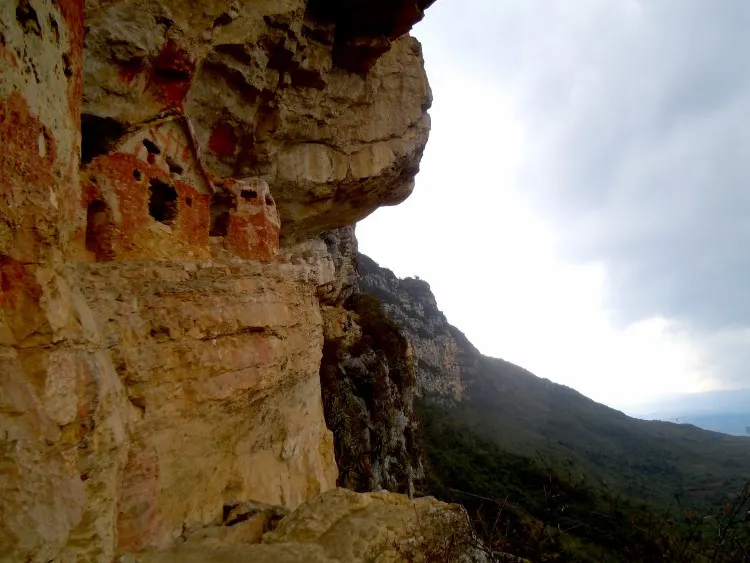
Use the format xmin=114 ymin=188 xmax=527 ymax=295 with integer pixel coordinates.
xmin=309 ymin=251 xmax=750 ymax=560
xmin=356 ymin=253 xmax=750 ymax=507
xmin=628 ymin=389 xmax=750 ymax=437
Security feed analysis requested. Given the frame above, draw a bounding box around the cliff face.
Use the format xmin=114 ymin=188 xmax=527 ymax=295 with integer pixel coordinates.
xmin=354 ymin=254 xmax=750 ymax=518
xmin=357 ymin=254 xmax=480 ymax=402
xmin=0 ymin=1 xmax=436 ymax=561
xmin=321 ymin=291 xmax=423 ymax=496
xmin=2 ymin=257 xmax=338 ymax=561
xmin=82 ymin=0 xmax=432 ymax=244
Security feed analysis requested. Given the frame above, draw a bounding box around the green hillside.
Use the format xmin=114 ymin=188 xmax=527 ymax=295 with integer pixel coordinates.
xmin=417 ymin=400 xmax=750 ymax=562
xmin=354 ymin=254 xmax=750 ymax=559
xmin=449 ymin=352 xmax=750 ymax=508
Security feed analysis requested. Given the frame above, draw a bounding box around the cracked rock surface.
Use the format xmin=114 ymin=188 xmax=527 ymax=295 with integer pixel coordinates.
xmin=83 ymin=0 xmax=432 ymax=244
xmin=1 ymin=257 xmax=338 ymax=561
xmin=1 ymin=0 xmax=436 ymax=560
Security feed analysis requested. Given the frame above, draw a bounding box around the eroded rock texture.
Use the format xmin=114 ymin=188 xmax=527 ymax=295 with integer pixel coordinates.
xmin=357 ymin=254 xmax=473 ymax=401
xmin=320 ymin=291 xmax=423 ymax=497
xmin=126 ymin=488 xmax=475 ymax=563
xmin=1 ymin=0 xmax=434 ymax=560
xmin=305 ymin=227 xmax=424 ymax=497
xmin=0 ymin=0 xmax=83 ymax=263
xmin=82 ymin=0 xmax=432 ymax=244
xmin=1 ymin=256 xmax=340 ymax=561
xmin=1 ymin=1 xmax=86 ymax=559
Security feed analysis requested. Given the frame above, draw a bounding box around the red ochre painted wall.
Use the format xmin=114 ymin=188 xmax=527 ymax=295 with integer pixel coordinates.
xmin=79 ymin=152 xmax=211 ymax=261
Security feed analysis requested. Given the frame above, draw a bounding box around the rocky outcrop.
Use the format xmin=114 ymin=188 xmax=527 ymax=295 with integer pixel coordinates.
xmin=298 ymin=227 xmax=423 ymax=496
xmin=1 ymin=0 xmax=436 ymax=560
xmin=126 ymin=488 xmax=477 ymax=563
xmin=320 ymin=293 xmax=423 ymax=496
xmin=312 ymin=249 xmax=473 ymax=497
xmin=307 ymin=0 xmax=437 ymax=72
xmin=82 ymin=0 xmax=432 ymax=245
xmin=1 ymin=1 xmax=86 ymax=559
xmin=357 ymin=254 xmax=479 ymax=401
xmin=1 ymin=256 xmax=339 ymax=561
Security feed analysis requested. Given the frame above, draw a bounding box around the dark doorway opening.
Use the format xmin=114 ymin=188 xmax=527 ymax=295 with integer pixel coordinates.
xmin=209 ymin=190 xmax=237 ymax=236
xmin=80 ymin=114 xmax=126 ymax=165
xmin=149 ymin=179 xmax=178 ymax=224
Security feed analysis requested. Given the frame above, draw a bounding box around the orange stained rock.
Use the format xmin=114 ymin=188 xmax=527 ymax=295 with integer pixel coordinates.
xmin=78 ymin=116 xmax=212 ymax=261
xmin=0 ymin=91 xmax=58 ymax=262
xmin=212 ymin=177 xmax=281 ymax=262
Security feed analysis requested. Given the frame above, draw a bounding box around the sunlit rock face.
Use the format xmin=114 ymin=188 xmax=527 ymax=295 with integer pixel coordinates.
xmin=81 ymin=0 xmax=433 ymax=245
xmin=1 ymin=1 xmax=86 ymax=560
xmin=0 ymin=0 xmax=434 ymax=560
xmin=1 ymin=254 xmax=340 ymax=561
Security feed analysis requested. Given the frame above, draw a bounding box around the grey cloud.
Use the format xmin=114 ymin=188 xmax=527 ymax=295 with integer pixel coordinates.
xmin=416 ymin=0 xmax=750 ymax=386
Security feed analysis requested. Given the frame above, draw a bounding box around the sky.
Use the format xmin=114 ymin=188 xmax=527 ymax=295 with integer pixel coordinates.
xmin=357 ymin=0 xmax=750 ymax=412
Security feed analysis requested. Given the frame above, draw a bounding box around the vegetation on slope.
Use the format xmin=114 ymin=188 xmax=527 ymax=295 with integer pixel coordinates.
xmin=357 ymin=253 xmax=750 ymax=508
xmin=320 ymin=293 xmax=422 ymax=494
xmin=417 ymin=401 xmax=750 ymax=562
xmin=454 ymin=355 xmax=750 ymax=508
xmin=341 ymin=258 xmax=750 ymax=559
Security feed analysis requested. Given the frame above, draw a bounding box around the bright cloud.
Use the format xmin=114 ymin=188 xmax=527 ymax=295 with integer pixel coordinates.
xmin=358 ymin=0 xmax=750 ymax=410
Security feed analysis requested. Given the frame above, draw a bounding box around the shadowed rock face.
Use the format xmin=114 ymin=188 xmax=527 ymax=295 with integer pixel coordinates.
xmin=82 ymin=0 xmax=433 ymax=244
xmin=307 ymin=0 xmax=437 ymax=71
xmin=357 ymin=253 xmax=477 ymax=401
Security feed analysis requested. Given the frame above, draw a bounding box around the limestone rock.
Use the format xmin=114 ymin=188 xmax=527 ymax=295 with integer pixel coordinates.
xmin=1 ymin=2 xmax=86 ymax=559
xmin=0 ymin=0 xmax=83 ymax=263
xmin=1 ymin=0 xmax=438 ymax=560
xmin=318 ymin=225 xmax=359 ymax=305
xmin=179 ymin=500 xmax=290 ymax=548
xmin=279 ymin=224 xmax=357 ymax=306
xmin=126 ymin=488 xmax=477 ymax=563
xmin=1 ymin=257 xmax=338 ymax=562
xmin=307 ymin=0 xmax=437 ymax=72
xmin=320 ymin=292 xmax=423 ymax=496
xmin=357 ymin=254 xmax=472 ymax=401
xmin=81 ymin=0 xmax=433 ymax=244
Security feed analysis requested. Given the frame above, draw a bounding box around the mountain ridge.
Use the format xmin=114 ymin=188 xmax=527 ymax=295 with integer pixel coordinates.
xmin=355 ymin=251 xmax=750 ymax=508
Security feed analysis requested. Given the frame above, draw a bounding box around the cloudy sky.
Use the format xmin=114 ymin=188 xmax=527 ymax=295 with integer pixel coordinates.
xmin=357 ymin=0 xmax=750 ymax=412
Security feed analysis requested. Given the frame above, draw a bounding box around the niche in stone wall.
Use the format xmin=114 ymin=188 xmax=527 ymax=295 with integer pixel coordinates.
xmin=209 ymin=190 xmax=237 ymax=237
xmin=148 ymin=179 xmax=178 ymax=225
xmin=85 ymin=200 xmax=114 ymax=260
xmin=240 ymin=188 xmax=257 ymax=201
